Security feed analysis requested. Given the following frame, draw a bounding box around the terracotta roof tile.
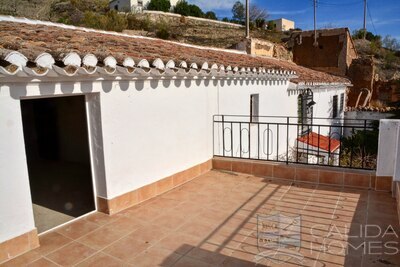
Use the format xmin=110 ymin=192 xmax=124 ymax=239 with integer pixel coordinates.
xmin=0 ymin=19 xmax=350 ymax=84
xmin=297 ymin=132 xmax=341 ymax=153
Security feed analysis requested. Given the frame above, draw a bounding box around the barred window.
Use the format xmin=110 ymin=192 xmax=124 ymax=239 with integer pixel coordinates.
xmin=250 ymin=94 xmax=259 ymax=123
xmin=332 ymin=95 xmax=338 ymax=118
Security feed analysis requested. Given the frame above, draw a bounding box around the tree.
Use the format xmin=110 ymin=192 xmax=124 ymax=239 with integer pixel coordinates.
xmin=174 ymin=0 xmax=190 ymax=16
xmin=255 ymin=18 xmax=265 ymax=28
xmin=222 ymin=17 xmax=229 ymax=22
xmin=188 ymin=4 xmax=203 ymax=17
xmin=267 ymin=20 xmax=275 ymax=31
xmin=249 ymin=4 xmax=268 ymax=21
xmin=383 ymin=35 xmax=400 ymax=51
xmin=174 ymin=0 xmax=204 ymax=18
xmin=204 ymin=11 xmax=217 ymax=20
xmin=147 ymin=0 xmax=171 ymax=12
xmin=232 ymin=1 xmax=245 ymax=22
xmin=231 ymin=1 xmax=268 ymax=22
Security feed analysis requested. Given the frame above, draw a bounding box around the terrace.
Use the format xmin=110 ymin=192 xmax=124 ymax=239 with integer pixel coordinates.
xmin=2 ymin=116 xmax=400 ymax=267
xmin=2 ymin=168 xmax=398 ymax=266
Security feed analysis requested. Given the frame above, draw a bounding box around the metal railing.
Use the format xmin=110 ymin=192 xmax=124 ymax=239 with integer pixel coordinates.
xmin=213 ymin=115 xmax=379 ymax=170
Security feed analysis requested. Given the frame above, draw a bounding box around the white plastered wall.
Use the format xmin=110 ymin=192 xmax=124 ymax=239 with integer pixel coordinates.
xmin=0 ymin=84 xmax=35 ymax=242
xmin=377 ymin=119 xmax=400 ymax=182
xmin=0 ymin=77 xmax=346 ymax=242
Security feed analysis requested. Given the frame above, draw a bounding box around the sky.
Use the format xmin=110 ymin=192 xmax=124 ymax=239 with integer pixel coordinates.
xmin=188 ymin=0 xmax=400 ymax=40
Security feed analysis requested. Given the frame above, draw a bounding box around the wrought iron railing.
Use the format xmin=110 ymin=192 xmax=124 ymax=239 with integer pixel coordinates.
xmin=213 ymin=115 xmax=379 ymax=170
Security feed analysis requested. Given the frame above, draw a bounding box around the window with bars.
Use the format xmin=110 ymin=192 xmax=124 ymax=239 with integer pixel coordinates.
xmin=250 ymin=94 xmax=259 ymax=123
xmin=332 ymin=95 xmax=338 ymax=118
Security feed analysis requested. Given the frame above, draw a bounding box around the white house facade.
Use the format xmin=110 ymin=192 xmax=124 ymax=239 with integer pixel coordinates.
xmin=109 ymin=0 xmax=180 ymax=12
xmin=0 ymin=16 xmax=350 ymax=263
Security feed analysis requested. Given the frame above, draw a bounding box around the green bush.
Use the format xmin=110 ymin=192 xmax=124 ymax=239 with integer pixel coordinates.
xmin=127 ymin=14 xmax=152 ymax=31
xmin=352 ymin=29 xmax=382 ymax=43
xmin=384 ymin=51 xmax=397 ymax=68
xmin=147 ymin=0 xmax=171 ymax=12
xmin=155 ymin=20 xmax=170 ymax=39
xmin=83 ymin=10 xmax=127 ymax=32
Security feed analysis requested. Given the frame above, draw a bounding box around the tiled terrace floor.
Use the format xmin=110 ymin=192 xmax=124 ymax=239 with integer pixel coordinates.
xmin=3 ymin=170 xmax=400 ymax=267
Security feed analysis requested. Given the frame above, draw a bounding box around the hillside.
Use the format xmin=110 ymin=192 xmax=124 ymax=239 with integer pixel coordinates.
xmin=0 ymin=0 xmax=55 ymax=20
xmin=354 ymin=38 xmax=400 ymax=81
xmin=0 ymin=0 xmax=289 ymax=49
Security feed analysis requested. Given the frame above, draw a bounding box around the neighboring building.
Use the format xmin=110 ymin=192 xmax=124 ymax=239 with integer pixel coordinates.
xmin=290 ymin=28 xmax=358 ymax=76
xmin=268 ymin=18 xmax=295 ymax=31
xmin=0 ymin=16 xmax=350 ymax=263
xmin=109 ymin=0 xmax=179 ymax=12
xmin=233 ymin=38 xmax=275 ymax=57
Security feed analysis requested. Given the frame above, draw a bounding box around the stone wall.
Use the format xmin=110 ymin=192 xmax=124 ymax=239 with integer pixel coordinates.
xmin=347 ymin=57 xmax=376 ymax=107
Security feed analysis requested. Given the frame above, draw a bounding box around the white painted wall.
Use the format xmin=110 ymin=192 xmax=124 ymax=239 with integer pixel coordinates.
xmin=110 ymin=0 xmax=179 ymax=12
xmin=0 ymin=85 xmax=35 ymax=242
xmin=0 ymin=77 xmax=346 ymax=242
xmin=377 ymin=119 xmax=400 ymax=182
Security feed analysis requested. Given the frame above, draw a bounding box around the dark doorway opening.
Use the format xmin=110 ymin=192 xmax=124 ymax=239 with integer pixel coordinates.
xmin=21 ymin=96 xmax=95 ymax=233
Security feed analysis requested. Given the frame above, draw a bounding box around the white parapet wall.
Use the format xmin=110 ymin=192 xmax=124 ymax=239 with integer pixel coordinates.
xmin=377 ymin=119 xmax=400 ymax=182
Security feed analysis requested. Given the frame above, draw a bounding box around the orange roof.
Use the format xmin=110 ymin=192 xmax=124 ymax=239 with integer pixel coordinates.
xmin=0 ymin=18 xmax=350 ymax=84
xmin=297 ymin=132 xmax=340 ymax=153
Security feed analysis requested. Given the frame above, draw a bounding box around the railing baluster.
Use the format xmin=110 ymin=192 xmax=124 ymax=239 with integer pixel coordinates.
xmin=362 ymin=120 xmax=367 ymax=169
xmin=286 ymin=117 xmax=289 ymax=164
xmin=231 ymin=122 xmax=233 ymax=157
xmin=317 ymin=125 xmax=320 ymax=165
xmin=222 ymin=115 xmax=225 ymax=157
xmin=240 ymin=122 xmax=242 ymax=158
xmin=248 ymin=122 xmax=251 ymax=159
xmin=276 ymin=124 xmax=279 ymax=161
xmin=258 ymin=123 xmax=260 ymax=160
xmin=267 ymin=124 xmax=270 ymax=160
xmin=306 ymin=127 xmax=310 ymax=164
xmin=328 ymin=126 xmax=332 ymax=166
xmin=350 ymin=127 xmax=354 ymax=168
xmin=339 ymin=125 xmax=343 ymax=167
xmin=296 ymin=123 xmax=299 ymax=163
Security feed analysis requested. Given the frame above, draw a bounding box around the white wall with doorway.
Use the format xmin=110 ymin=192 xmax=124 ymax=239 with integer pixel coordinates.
xmin=0 ymin=77 xmax=346 ymax=243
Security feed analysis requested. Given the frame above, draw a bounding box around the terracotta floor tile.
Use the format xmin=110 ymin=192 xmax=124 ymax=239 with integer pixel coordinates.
xmin=103 ymin=235 xmax=151 ymax=262
xmin=37 ymin=231 xmax=73 ymax=255
xmin=154 ymin=233 xmax=202 ymax=255
xmin=84 ymin=212 xmax=122 ymax=226
xmin=185 ymin=245 xmax=227 ymax=265
xmin=129 ymin=247 xmax=182 ymax=266
xmin=1 ymin=249 xmax=42 ymax=266
xmin=46 ymin=241 xmax=96 ymax=266
xmin=7 ymin=170 xmax=399 ymax=267
xmin=153 ymin=213 xmax=189 ymax=230
xmin=77 ymin=224 xmax=130 ymax=250
xmin=124 ymin=205 xmax=164 ymax=222
xmin=173 ymin=256 xmax=212 ymax=267
xmin=147 ymin=197 xmax=182 ymax=211
xmin=106 ymin=217 xmax=144 ymax=235
xmin=127 ymin=224 xmax=170 ymax=245
xmin=56 ymin=219 xmax=99 ymax=240
xmin=76 ymin=252 xmax=124 ymax=267
xmin=27 ymin=258 xmax=58 ymax=267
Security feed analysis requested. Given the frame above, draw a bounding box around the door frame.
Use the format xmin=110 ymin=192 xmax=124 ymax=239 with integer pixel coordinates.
xmin=20 ymin=93 xmax=102 ymax=235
